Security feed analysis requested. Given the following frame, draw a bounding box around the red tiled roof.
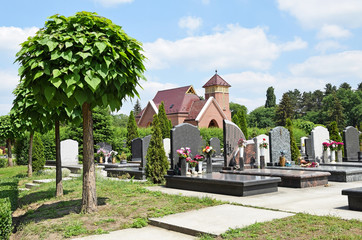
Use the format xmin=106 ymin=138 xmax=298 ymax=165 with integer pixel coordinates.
xmin=187 ymin=100 xmax=206 ymax=120
xmin=202 ymin=73 xmax=231 ymax=88
xmin=152 ymin=86 xmax=200 ymax=114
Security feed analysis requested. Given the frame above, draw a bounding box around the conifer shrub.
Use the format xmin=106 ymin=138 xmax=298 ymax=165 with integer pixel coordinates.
xmin=145 ymin=115 xmax=168 ymax=183
xmin=32 ymin=132 xmax=46 ymax=172
xmin=14 ymin=134 xmax=29 ymax=165
xmin=0 ymin=197 xmax=12 ymax=240
xmin=286 ymin=118 xmax=300 ymax=163
xmin=158 ymin=101 xmax=171 ymax=138
xmin=126 ymin=111 xmax=139 ymax=152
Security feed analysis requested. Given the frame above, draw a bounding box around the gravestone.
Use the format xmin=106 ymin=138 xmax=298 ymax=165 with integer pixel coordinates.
xmin=269 ymin=127 xmax=291 ymax=165
xmin=311 ymin=126 xmax=330 ymax=162
xmin=170 ymin=123 xmax=201 ymax=168
xmin=253 ymin=134 xmax=270 ymax=165
xmin=244 ymin=140 xmax=256 ymax=167
xmin=305 ymin=137 xmax=312 ymax=160
xmin=223 ymin=120 xmax=245 ymax=168
xmin=300 ymin=137 xmax=308 ymax=156
xmin=163 ymin=138 xmax=171 ymax=158
xmin=141 ymin=135 xmax=152 ymax=169
xmin=96 ymin=142 xmax=112 ymax=163
xmin=210 ymin=137 xmax=221 ymax=156
xmin=60 ymin=139 xmax=78 ymax=166
xmin=343 ymin=126 xmax=360 ymax=161
xmin=131 ymin=138 xmax=143 ymax=162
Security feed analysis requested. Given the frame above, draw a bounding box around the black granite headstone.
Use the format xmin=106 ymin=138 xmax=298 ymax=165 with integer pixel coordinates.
xmin=343 ymin=126 xmax=360 ymax=161
xmin=141 ymin=135 xmax=152 ymax=170
xmin=210 ymin=137 xmax=221 ymax=156
xmin=170 ymin=123 xmax=201 ymax=168
xmin=223 ymin=120 xmax=245 ymax=168
xmin=131 ymin=138 xmax=142 ymax=162
xmin=305 ymin=137 xmax=312 ymax=160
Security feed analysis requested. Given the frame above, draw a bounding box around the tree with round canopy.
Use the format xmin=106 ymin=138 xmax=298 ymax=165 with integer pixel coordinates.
xmin=15 ymin=11 xmax=146 ymax=213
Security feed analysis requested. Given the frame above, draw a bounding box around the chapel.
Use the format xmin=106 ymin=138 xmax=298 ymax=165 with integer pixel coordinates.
xmin=136 ymin=72 xmax=231 ymax=128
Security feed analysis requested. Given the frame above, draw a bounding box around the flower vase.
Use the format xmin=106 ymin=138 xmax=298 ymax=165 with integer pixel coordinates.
xmin=337 ymin=150 xmax=343 ymax=162
xmin=260 ymin=147 xmax=265 ymax=157
xmin=191 ymin=167 xmax=197 ymax=175
xmin=279 ymin=156 xmax=286 ymax=166
xmin=99 ymin=157 xmax=103 ymax=163
xmin=323 ymin=150 xmax=329 ymax=163
xmin=206 ymin=155 xmax=212 ymax=173
xmin=186 ymin=162 xmax=190 ymax=175
xmin=198 ymin=161 xmax=203 ymax=174
xmin=330 ymin=150 xmax=336 ymax=163
xmin=112 ymin=157 xmax=116 ymax=164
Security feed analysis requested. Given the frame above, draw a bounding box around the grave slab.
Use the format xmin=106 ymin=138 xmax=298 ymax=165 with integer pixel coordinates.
xmin=105 ymin=167 xmax=145 ymax=180
xmin=165 ymin=172 xmax=280 ymax=196
xmin=342 ymin=187 xmax=362 ymax=211
xmin=149 ymin=204 xmax=294 ymax=237
xmin=221 ymin=169 xmax=330 ymax=188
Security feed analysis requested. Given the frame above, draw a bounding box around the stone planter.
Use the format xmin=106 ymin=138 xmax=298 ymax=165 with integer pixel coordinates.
xmin=260 ymin=147 xmax=265 ymax=157
xmin=337 ymin=150 xmax=343 ymax=162
xmin=330 ymin=150 xmax=336 ymax=163
xmin=206 ymin=155 xmax=212 ymax=173
xmin=323 ymin=150 xmax=329 ymax=163
xmin=198 ymin=161 xmax=203 ymax=174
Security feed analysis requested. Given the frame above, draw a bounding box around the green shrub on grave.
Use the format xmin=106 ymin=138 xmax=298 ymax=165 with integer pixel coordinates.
xmin=0 ymin=197 xmax=12 ymax=240
xmin=32 ymin=132 xmax=45 ymax=172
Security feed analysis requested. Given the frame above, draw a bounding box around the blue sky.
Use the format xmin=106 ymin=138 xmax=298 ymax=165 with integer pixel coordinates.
xmin=1 ymin=0 xmax=362 ymax=116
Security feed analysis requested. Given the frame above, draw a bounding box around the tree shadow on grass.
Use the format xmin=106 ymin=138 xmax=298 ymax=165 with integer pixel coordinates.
xmin=13 ymin=197 xmax=108 ymax=233
xmin=17 ymin=189 xmax=75 ymax=207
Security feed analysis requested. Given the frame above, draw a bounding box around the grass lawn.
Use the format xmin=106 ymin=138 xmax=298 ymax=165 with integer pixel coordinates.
xmin=1 ymin=166 xmax=361 ymax=240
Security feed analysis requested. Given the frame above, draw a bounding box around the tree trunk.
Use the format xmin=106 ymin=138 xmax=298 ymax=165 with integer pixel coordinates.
xmin=7 ymin=139 xmax=13 ymax=167
xmin=28 ymin=133 xmax=33 ymax=177
xmin=81 ymin=102 xmax=97 ymax=213
xmin=55 ymin=120 xmax=63 ymax=197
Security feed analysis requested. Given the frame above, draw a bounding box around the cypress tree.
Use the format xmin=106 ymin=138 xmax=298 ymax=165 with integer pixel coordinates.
xmin=285 ymin=118 xmax=300 ymax=163
xmin=126 ymin=111 xmax=139 ymax=152
xmin=275 ymin=93 xmax=293 ymax=126
xmin=145 ymin=114 xmax=168 ymax=183
xmin=265 ymin=86 xmax=276 ymax=108
xmin=133 ymin=99 xmax=142 ymax=116
xmin=32 ymin=132 xmax=46 ymax=172
xmin=158 ymin=101 xmax=171 ymax=138
xmin=328 ymin=121 xmax=342 ymax=142
xmin=239 ymin=109 xmax=249 ymax=140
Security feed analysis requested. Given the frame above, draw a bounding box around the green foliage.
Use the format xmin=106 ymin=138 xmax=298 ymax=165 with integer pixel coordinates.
xmin=265 ymin=86 xmax=276 ymax=108
xmin=41 ymin=130 xmax=56 ymax=161
xmin=93 ymin=107 xmax=113 ymax=144
xmin=248 ymin=127 xmax=271 ymax=139
xmin=63 ymin=221 xmax=88 ymax=238
xmin=32 ymin=132 xmax=46 ymax=172
xmin=112 ymin=114 xmax=128 ymax=128
xmin=158 ymin=101 xmax=171 ymax=138
xmin=0 ymin=158 xmax=7 ymax=168
xmin=0 ymin=115 xmax=17 ymax=142
xmin=275 ymin=93 xmax=293 ymax=126
xmin=16 ymin=11 xmax=146 ymax=113
xmin=145 ymin=115 xmax=168 ymax=183
xmin=138 ymin=127 xmax=152 ymax=138
xmin=131 ymin=218 xmax=148 ymax=228
xmin=0 ymin=198 xmax=12 ymax=240
xmin=328 ymin=121 xmax=342 ymax=142
xmin=127 ymin=111 xmax=139 ymax=152
xmin=14 ymin=134 xmax=30 ymax=165
xmin=232 ymin=109 xmax=248 ymax=139
xmin=133 ymin=99 xmax=142 ymax=116
xmin=230 ymin=102 xmax=247 ymax=118
xmin=200 ymin=128 xmax=223 ymax=147
xmin=293 ymin=119 xmax=316 ymax=135
xmin=248 ymin=106 xmax=276 ymax=128
xmin=285 ymin=118 xmax=300 ymax=162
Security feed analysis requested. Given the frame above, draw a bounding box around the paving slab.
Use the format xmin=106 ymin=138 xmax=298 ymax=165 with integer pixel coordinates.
xmin=149 ymin=204 xmax=294 ymax=236
xmin=71 ymin=225 xmax=196 ymax=240
xmin=147 ymin=180 xmax=362 ymax=221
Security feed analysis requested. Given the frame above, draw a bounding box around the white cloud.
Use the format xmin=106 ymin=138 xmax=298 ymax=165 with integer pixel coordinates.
xmin=289 ymin=51 xmax=362 ymax=80
xmin=280 ymin=36 xmax=308 ymax=51
xmin=0 ymin=26 xmax=38 ymax=52
xmin=278 ymin=0 xmax=362 ymax=29
xmin=314 ymin=40 xmax=346 ymax=53
xmin=178 ymin=16 xmax=203 ymax=35
xmin=145 ymin=24 xmax=283 ymax=71
xmin=94 ymin=0 xmax=133 ymax=7
xmin=0 ymin=69 xmax=19 ymax=91
xmin=317 ymin=24 xmax=352 ymax=39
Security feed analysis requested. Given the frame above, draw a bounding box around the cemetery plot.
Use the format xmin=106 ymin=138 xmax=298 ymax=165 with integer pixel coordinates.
xmin=342 ymin=187 xmax=362 ymax=211
xmin=165 ymin=172 xmax=280 ymax=196
xmin=221 ymin=169 xmax=330 ymax=188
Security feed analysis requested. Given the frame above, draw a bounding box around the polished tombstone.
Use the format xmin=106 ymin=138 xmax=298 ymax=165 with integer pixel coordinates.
xmin=170 ymin=123 xmax=201 ymax=169
xmin=343 ymin=126 xmax=360 ymax=161
xmin=269 ymin=127 xmax=291 ymax=165
xmin=140 ymin=135 xmax=151 ymax=170
xmin=268 ymin=165 xmax=362 ymax=182
xmin=221 ymin=169 xmax=330 ymax=188
xmin=244 ymin=140 xmax=256 ymax=168
xmin=305 ymin=137 xmax=313 ymax=161
xmin=223 ymin=120 xmax=245 ymax=169
xmin=60 ymin=139 xmax=78 ymax=166
xmin=165 ymin=172 xmax=281 ymax=196
xmin=209 ymin=137 xmax=221 ymax=156
xmin=311 ymin=126 xmax=330 ymax=162
xmin=342 ymin=187 xmax=362 ymax=211
xmin=131 ymin=138 xmax=143 ymax=162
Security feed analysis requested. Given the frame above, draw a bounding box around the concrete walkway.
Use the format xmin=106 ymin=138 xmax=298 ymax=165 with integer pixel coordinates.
xmin=72 ymin=180 xmax=362 ymax=240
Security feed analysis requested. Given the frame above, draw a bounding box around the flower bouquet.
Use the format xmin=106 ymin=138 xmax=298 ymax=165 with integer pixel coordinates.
xmin=322 ymin=142 xmax=330 ymax=151
xmin=259 ymin=138 xmax=268 ymax=149
xmin=177 ymin=147 xmax=191 ymax=159
xmin=238 ymin=138 xmax=245 ymax=148
xmin=202 ymin=146 xmax=214 ymax=157
xmin=194 ymin=154 xmax=205 ymax=162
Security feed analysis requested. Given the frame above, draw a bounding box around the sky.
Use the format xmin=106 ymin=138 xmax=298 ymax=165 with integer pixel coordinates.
xmin=1 ymin=0 xmax=362 ymax=116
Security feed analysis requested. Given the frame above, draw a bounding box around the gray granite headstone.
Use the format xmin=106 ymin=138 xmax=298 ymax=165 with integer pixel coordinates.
xmin=60 ymin=139 xmax=78 ymax=166
xmin=141 ymin=135 xmax=152 ymax=169
xmin=269 ymin=127 xmax=291 ymax=165
xmin=305 ymin=137 xmax=312 ymax=160
xmin=343 ymin=126 xmax=360 ymax=161
xmin=223 ymin=120 xmax=245 ymax=167
xmin=210 ymin=137 xmax=221 ymax=156
xmin=96 ymin=142 xmax=112 ymax=163
xmin=170 ymin=123 xmax=201 ymax=168
xmin=131 ymin=138 xmax=143 ymax=162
